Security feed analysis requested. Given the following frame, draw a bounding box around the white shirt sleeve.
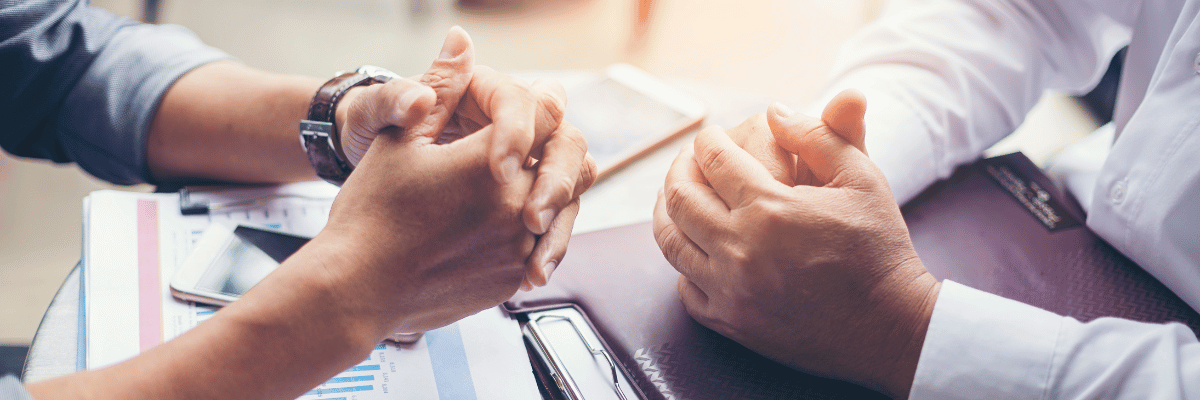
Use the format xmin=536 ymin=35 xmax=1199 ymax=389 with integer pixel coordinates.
xmin=816 ymin=0 xmax=1133 ymax=203
xmin=911 ymin=280 xmax=1200 ymax=399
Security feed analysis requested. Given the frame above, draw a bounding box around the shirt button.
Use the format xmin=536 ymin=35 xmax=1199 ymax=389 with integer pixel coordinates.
xmin=1110 ymin=180 xmax=1127 ymax=205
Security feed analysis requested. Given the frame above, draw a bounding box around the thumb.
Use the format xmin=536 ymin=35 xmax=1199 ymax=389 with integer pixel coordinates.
xmin=766 ymin=102 xmax=879 ymax=190
xmin=407 ymin=26 xmax=476 ymax=142
xmin=341 ymin=79 xmax=437 ymax=166
xmin=821 ymin=89 xmax=868 ymax=155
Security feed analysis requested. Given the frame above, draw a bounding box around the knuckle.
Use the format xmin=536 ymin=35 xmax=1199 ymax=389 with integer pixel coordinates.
xmin=828 ymin=163 xmax=857 ymax=185
xmin=538 ymin=92 xmax=566 ymax=124
xmin=652 ymin=220 xmax=672 ymax=249
xmin=540 ymin=171 xmax=576 ymax=203
xmin=653 ymin=221 xmax=681 ymax=253
xmin=578 ymin=153 xmax=598 ymax=191
xmin=658 ymin=230 xmax=690 ymax=267
xmin=792 ymin=118 xmax=831 ymax=146
xmin=663 ymin=181 xmax=691 ymax=218
xmin=696 ymin=140 xmax=730 ymax=176
xmin=420 ymin=69 xmax=459 ymax=90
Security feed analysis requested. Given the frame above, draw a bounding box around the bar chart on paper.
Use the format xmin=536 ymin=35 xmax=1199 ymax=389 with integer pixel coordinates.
xmin=301 ymin=344 xmax=410 ymax=400
xmin=83 ymin=186 xmax=541 ymax=400
xmin=188 ymin=306 xmax=528 ymax=400
xmin=297 ymin=309 xmax=532 ymax=400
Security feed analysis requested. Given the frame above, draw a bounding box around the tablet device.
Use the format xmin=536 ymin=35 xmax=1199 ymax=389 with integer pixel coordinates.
xmin=566 ymin=64 xmax=706 ymax=181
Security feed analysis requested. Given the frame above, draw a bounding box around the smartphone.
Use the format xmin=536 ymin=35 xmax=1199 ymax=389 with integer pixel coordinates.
xmin=170 ymin=223 xmax=425 ymax=344
xmin=566 ymin=64 xmax=707 ymax=181
xmin=170 ymin=224 xmax=310 ymax=306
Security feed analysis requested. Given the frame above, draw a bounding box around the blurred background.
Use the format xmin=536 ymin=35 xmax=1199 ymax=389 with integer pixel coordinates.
xmin=0 ymin=0 xmax=1101 ymax=373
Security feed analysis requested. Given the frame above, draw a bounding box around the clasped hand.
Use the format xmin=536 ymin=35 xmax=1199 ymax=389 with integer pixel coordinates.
xmin=302 ymin=27 xmax=595 ymax=337
xmin=653 ymin=90 xmax=940 ymax=398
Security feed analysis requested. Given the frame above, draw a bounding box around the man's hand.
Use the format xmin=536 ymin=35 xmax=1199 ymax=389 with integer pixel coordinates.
xmin=28 ymin=26 xmax=592 ymax=400
xmin=336 ymin=27 xmax=595 ymax=290
xmin=652 ymin=90 xmax=941 ymax=398
xmin=318 ymin=118 xmax=538 ymax=334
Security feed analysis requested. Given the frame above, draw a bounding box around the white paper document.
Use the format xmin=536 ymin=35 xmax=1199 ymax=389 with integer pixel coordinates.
xmin=83 ymin=183 xmax=539 ymax=399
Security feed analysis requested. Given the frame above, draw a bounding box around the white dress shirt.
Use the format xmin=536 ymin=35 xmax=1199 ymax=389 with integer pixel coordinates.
xmin=818 ymin=0 xmax=1200 ymax=397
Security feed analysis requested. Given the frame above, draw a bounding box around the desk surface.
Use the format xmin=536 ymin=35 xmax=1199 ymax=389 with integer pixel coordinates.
xmin=23 ymin=73 xmax=773 ymax=383
xmin=24 ymin=265 xmax=80 ymax=383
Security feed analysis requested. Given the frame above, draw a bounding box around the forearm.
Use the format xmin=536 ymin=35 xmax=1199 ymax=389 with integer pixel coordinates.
xmin=27 ymin=237 xmax=388 ymax=400
xmin=818 ymin=0 xmax=1130 ymax=204
xmin=146 ymin=61 xmax=325 ymax=184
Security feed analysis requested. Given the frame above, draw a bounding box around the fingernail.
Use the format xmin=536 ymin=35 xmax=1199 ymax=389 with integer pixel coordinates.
xmin=537 ymin=208 xmax=556 ymax=234
xmin=539 ymin=261 xmax=558 ymax=286
xmin=771 ymin=102 xmax=797 ymax=118
xmin=500 ymin=155 xmax=522 ymax=183
xmin=438 ymin=27 xmax=469 ymax=60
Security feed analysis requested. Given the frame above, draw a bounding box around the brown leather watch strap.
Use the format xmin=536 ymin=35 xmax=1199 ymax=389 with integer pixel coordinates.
xmin=300 ymin=69 xmax=392 ymax=186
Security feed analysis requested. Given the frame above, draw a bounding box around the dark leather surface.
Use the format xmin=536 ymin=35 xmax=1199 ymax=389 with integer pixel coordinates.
xmin=507 ymin=152 xmax=1200 ymax=399
xmin=906 ymin=153 xmax=1200 ymax=335
xmin=508 ymin=221 xmax=884 ymax=400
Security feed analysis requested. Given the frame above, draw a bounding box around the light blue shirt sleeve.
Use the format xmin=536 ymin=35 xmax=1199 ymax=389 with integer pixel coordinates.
xmin=0 ymin=376 xmax=33 ymax=400
xmin=56 ymin=18 xmax=232 ymax=185
xmin=0 ymin=0 xmax=231 ymax=185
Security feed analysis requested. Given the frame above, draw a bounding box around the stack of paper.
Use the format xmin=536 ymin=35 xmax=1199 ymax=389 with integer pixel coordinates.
xmin=82 ymin=182 xmax=539 ymax=399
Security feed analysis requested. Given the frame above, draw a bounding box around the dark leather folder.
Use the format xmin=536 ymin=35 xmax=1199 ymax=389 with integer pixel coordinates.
xmin=505 ymin=152 xmax=1200 ymax=399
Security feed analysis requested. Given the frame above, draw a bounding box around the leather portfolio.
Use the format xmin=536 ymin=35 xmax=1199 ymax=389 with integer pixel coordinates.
xmin=506 ymin=152 xmax=1200 ymax=399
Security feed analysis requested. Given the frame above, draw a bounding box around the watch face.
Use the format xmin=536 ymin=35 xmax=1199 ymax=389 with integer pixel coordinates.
xmin=357 ymin=65 xmax=401 ymax=82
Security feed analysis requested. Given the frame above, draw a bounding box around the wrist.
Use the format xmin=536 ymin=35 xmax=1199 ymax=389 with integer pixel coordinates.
xmin=307 ymin=234 xmax=401 ymax=343
xmin=301 ymin=226 xmax=420 ymax=340
xmin=876 ymin=270 xmax=941 ymax=399
xmin=301 ymin=66 xmax=397 ymax=185
xmin=230 ymin=233 xmax=394 ymax=353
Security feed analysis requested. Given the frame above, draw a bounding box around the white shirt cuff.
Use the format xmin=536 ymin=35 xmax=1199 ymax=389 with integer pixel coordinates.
xmin=909 ymin=280 xmax=1064 ymax=400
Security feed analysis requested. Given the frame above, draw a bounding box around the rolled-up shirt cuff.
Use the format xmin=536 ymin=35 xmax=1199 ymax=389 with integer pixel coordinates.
xmin=56 ymin=22 xmax=231 ymax=185
xmin=909 ymin=280 xmax=1063 ymax=400
xmin=0 ymin=375 xmax=33 ymax=400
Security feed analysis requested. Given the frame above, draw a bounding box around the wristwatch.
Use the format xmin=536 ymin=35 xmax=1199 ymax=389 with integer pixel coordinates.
xmin=300 ymin=65 xmax=401 ymax=186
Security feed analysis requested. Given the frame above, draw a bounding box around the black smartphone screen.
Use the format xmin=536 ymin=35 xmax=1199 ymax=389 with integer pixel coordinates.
xmin=193 ymin=226 xmax=310 ymax=298
xmin=233 ymin=226 xmax=310 ymax=263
